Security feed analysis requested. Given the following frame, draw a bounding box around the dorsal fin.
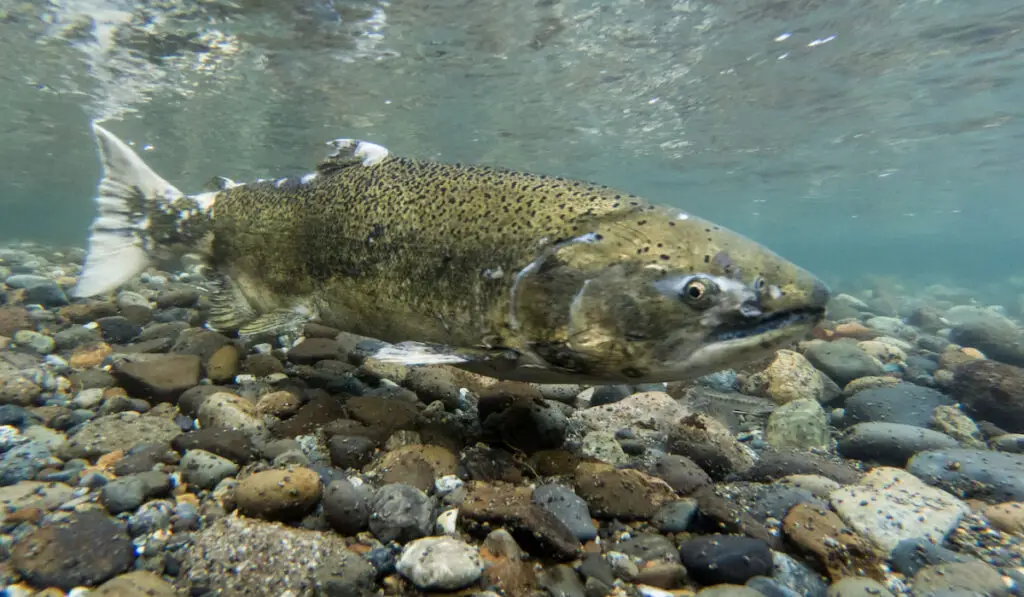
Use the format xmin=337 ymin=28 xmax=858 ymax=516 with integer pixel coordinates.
xmin=316 ymin=138 xmax=391 ymax=175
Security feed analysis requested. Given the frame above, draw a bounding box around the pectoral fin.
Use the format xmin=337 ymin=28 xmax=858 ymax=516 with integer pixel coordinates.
xmin=238 ymin=310 xmax=311 ymax=341
xmin=207 ymin=275 xmax=257 ymax=332
xmin=371 ymin=341 xmax=518 ymax=366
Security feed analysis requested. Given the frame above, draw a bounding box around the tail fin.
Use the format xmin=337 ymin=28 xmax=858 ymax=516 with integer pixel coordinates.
xmin=73 ymin=122 xmax=184 ymax=298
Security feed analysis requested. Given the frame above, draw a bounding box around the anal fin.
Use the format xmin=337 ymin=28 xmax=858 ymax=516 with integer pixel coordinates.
xmin=371 ymin=341 xmax=517 ymax=366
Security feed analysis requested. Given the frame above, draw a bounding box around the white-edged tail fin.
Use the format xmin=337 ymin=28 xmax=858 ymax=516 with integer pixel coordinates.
xmin=73 ymin=122 xmax=184 ymax=298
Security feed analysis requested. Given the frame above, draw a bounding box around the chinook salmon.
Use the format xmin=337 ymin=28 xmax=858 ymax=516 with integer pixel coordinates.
xmin=74 ymin=122 xmax=830 ymax=384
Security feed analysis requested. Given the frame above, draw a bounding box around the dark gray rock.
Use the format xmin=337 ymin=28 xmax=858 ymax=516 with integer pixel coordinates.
xmin=532 ymin=483 xmax=597 ymax=542
xmin=99 ymin=471 xmax=172 ymax=514
xmin=844 ymin=382 xmax=954 ymax=428
xmin=0 ymin=440 xmax=51 ymax=485
xmin=96 ymin=315 xmax=141 ymax=344
xmin=112 ymin=353 xmax=202 ymax=403
xmin=368 ymin=483 xmax=434 ymax=543
xmin=679 ymin=535 xmax=773 ymax=586
xmin=649 ymin=453 xmax=713 ymax=493
xmin=890 ymin=537 xmax=975 ymax=578
xmin=590 ymin=385 xmax=633 ymax=407
xmin=323 ymin=478 xmax=374 ymax=535
xmin=615 ymin=533 xmax=680 ymax=564
xmin=838 ymin=422 xmax=960 ymax=466
xmin=652 ymin=499 xmax=698 ymax=533
xmin=172 ymin=428 xmax=256 ymax=464
xmin=328 ymin=435 xmax=377 ymax=470
xmin=314 ymin=549 xmax=377 ymax=596
xmin=804 ymin=341 xmax=883 ymax=386
xmin=908 ymin=448 xmax=1024 ymax=501
xmin=179 ymin=449 xmax=239 ymax=490
xmin=11 ymin=509 xmax=135 ymax=590
xmin=747 ymin=485 xmax=827 ymax=522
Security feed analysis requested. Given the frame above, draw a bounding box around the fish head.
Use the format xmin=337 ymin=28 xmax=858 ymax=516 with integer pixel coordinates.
xmin=512 ymin=206 xmax=830 ymax=383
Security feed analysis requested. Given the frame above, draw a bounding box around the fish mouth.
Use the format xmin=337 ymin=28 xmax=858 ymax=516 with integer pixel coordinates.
xmin=709 ymin=307 xmax=825 ymax=342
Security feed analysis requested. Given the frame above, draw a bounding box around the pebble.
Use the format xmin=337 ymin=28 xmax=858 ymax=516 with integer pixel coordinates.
xmin=678 ymin=535 xmax=773 ymax=586
xmin=396 ymin=536 xmax=484 ymax=591
xmin=532 ymin=483 xmax=598 ymax=542
xmin=0 ymin=374 xmax=42 ymax=406
xmin=764 ymin=398 xmax=830 ymax=450
xmin=888 ymin=537 xmax=973 ymax=577
xmin=573 ymin=461 xmax=676 ymax=520
xmin=829 ymin=467 xmax=968 ymax=553
xmin=459 ymin=481 xmax=580 ymax=561
xmin=180 ymin=448 xmax=240 ymax=490
xmin=803 ymin=340 xmax=884 ymax=386
xmin=196 ymin=391 xmax=268 ymax=438
xmin=60 ymin=411 xmax=182 ymax=460
xmin=92 ymin=570 xmax=178 ymax=597
xmin=908 ymin=448 xmax=1024 ymax=501
xmin=172 ymin=428 xmax=256 ymax=465
xmin=843 ymin=382 xmax=954 ymax=428
xmin=99 ymin=470 xmax=172 ymax=513
xmin=0 ymin=439 xmax=52 ymax=485
xmin=950 ymin=359 xmax=1024 ymax=433
xmin=742 ymin=349 xmax=826 ymax=404
xmin=112 ymin=353 xmax=201 ymax=403
xmin=652 ymin=498 xmax=698 ymax=533
xmin=912 ymin=561 xmax=1008 ymax=597
xmin=837 ymin=422 xmax=959 ymax=466
xmin=322 ymin=477 xmax=374 ymax=534
xmin=233 ymin=466 xmax=323 ymax=520
xmin=11 ymin=509 xmax=135 ymax=590
xmin=12 ymin=330 xmax=55 ymax=354
xmin=826 ymin=578 xmax=895 ymax=597
xmin=782 ymin=503 xmax=883 ymax=580
xmin=667 ymin=412 xmax=755 ymax=479
xmin=327 ymin=434 xmax=376 ymax=470
xmin=95 ymin=315 xmax=141 ymax=344
xmin=369 ymin=482 xmax=435 ymax=543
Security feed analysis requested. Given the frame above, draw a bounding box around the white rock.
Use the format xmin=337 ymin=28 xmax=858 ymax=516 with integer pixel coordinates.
xmin=829 ymin=467 xmax=968 ymax=553
xmin=435 ymin=508 xmax=458 ymax=536
xmin=396 ymin=536 xmax=483 ymax=591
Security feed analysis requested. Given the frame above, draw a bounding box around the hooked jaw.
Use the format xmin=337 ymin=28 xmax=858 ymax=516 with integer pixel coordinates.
xmin=706 ymin=276 xmax=830 ymax=343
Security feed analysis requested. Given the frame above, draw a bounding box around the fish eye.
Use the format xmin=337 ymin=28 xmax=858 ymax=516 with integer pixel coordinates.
xmin=753 ymin=275 xmax=766 ymax=292
xmin=681 ymin=277 xmax=715 ymax=307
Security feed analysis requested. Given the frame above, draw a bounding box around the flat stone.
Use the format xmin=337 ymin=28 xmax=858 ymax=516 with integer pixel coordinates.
xmin=907 ymin=448 xmax=1024 ymax=501
xmin=829 ymin=467 xmax=968 ymax=553
xmin=11 ymin=509 xmax=135 ymax=590
xmin=112 ymin=353 xmax=201 ymax=403
xmin=60 ymin=412 xmax=182 ymax=460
